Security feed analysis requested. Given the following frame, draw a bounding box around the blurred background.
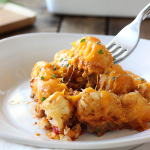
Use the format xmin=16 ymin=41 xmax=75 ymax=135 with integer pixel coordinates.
xmin=0 ymin=0 xmax=150 ymax=40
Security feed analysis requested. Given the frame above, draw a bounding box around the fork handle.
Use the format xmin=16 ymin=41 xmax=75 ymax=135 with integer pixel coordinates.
xmin=135 ymin=3 xmax=150 ymax=22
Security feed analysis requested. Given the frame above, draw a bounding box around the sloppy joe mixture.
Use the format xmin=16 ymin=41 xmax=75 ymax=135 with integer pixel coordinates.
xmin=30 ymin=36 xmax=150 ymax=141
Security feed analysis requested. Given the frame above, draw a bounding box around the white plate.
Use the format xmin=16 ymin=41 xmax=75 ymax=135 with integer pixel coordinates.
xmin=46 ymin=0 xmax=149 ymax=17
xmin=1 ymin=33 xmax=150 ymax=149
xmin=45 ymin=0 xmax=150 ymax=17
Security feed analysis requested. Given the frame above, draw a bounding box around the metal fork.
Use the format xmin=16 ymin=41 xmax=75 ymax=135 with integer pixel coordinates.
xmin=107 ymin=3 xmax=150 ymax=64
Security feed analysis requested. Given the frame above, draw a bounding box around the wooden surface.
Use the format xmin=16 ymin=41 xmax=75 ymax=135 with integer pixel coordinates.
xmin=0 ymin=3 xmax=36 ymax=34
xmin=1 ymin=0 xmax=150 ymax=40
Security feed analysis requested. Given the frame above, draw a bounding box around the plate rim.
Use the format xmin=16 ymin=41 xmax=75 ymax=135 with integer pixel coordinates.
xmin=1 ymin=32 xmax=150 ymax=43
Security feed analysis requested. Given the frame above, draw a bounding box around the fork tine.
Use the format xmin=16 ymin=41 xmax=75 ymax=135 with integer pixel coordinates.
xmin=113 ymin=49 xmax=126 ymax=58
xmin=109 ymin=45 xmax=121 ymax=53
xmin=114 ymin=51 xmax=129 ymax=64
xmin=106 ymin=42 xmax=115 ymax=50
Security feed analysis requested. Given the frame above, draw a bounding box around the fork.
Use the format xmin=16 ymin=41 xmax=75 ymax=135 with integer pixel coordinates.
xmin=106 ymin=3 xmax=150 ymax=64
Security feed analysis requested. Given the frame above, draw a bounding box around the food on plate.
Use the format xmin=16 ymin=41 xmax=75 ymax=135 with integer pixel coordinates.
xmin=30 ymin=36 xmax=150 ymax=141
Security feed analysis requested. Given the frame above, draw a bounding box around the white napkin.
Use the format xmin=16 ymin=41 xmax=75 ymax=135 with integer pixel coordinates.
xmin=0 ymin=138 xmax=66 ymax=150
